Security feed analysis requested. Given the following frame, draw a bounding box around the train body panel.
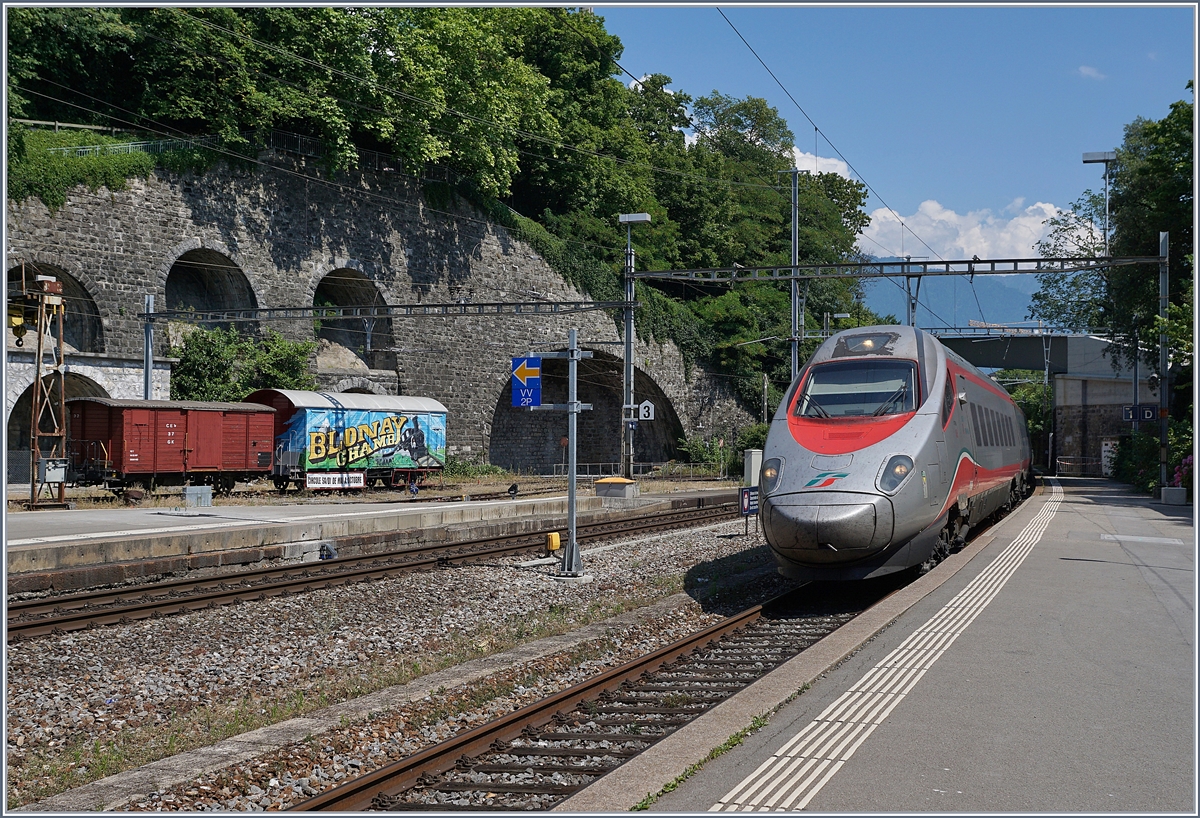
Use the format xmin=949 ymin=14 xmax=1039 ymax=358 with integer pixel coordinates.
xmin=761 ymin=325 xmax=1031 ymax=581
xmin=244 ymin=389 xmax=448 ymax=489
xmin=67 ymin=398 xmax=275 ymax=490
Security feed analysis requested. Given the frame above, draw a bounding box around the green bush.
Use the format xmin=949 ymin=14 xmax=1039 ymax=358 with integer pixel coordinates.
xmin=169 ymin=326 xmax=316 ymax=402
xmin=442 ymin=456 xmax=511 ymax=479
xmin=1113 ymin=418 xmax=1193 ymax=495
xmin=7 ymin=129 xmax=156 ymax=212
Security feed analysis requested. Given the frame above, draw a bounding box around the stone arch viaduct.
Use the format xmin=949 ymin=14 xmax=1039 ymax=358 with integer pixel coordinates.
xmin=5 ymin=153 xmax=752 ymax=473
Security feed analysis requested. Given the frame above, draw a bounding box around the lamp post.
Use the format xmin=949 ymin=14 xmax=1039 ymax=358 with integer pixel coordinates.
xmin=618 ymin=212 xmax=650 ymax=480
xmin=1082 ymin=151 xmax=1116 ymax=255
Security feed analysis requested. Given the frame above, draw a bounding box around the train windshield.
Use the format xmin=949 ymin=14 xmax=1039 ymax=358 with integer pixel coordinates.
xmin=794 ymin=360 xmax=918 ymax=418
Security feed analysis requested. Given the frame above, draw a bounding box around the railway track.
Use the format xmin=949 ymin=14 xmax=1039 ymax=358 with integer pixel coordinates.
xmin=6 ymin=501 xmax=738 ymax=641
xmin=287 ymin=581 xmax=896 ymax=812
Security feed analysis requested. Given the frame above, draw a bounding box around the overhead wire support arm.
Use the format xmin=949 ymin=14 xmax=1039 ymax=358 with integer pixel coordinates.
xmin=139 ymin=300 xmax=633 ymax=323
xmin=627 ymin=256 xmax=1163 ymax=283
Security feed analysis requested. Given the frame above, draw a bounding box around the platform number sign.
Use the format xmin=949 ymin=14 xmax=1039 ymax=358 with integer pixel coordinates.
xmin=1122 ymin=404 xmax=1159 ymax=422
xmin=638 ymin=400 xmax=655 ymax=421
xmin=511 ymin=357 xmax=542 ymax=407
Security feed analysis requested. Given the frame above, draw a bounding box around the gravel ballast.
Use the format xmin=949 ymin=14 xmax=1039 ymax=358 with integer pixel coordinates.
xmin=7 ymin=518 xmax=793 ymax=810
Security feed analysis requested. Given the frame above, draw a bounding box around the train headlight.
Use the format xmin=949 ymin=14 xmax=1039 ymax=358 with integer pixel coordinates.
xmin=761 ymin=457 xmax=783 ymax=494
xmin=877 ymin=455 xmax=914 ymax=494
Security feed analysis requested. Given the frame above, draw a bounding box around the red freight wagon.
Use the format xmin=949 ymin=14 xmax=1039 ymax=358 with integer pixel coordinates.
xmin=67 ymin=398 xmax=276 ymax=493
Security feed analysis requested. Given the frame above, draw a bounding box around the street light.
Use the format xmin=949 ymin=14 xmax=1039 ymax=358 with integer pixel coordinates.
xmin=618 ymin=212 xmax=650 ymax=480
xmin=1083 ymin=151 xmax=1116 ymax=255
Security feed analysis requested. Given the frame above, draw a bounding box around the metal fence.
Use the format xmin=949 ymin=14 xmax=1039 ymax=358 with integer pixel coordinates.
xmin=550 ymin=462 xmax=727 ymax=480
xmin=45 ymin=134 xmax=223 ymax=158
xmin=7 ymin=450 xmax=31 ymax=484
xmin=41 ymin=128 xmax=461 ymax=186
xmin=1055 ymin=456 xmax=1104 ymax=477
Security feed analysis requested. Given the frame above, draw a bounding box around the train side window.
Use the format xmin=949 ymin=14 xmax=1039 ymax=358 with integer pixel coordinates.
xmin=989 ymin=408 xmax=998 ymax=448
xmin=969 ymin=402 xmax=982 ymax=447
xmin=985 ymin=407 xmax=996 ymax=447
xmin=1004 ymin=415 xmax=1012 ymax=447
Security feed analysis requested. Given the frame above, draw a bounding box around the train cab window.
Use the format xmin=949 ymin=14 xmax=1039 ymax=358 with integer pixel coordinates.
xmin=793 ymin=359 xmax=917 ymax=418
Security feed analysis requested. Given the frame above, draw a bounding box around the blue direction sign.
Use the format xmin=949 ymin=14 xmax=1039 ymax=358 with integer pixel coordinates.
xmin=511 ymin=357 xmax=542 ymax=407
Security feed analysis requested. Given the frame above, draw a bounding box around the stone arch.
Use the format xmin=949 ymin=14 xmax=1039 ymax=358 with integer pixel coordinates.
xmin=160 ymin=242 xmax=258 ymax=333
xmin=313 ymin=266 xmax=395 ymax=371
xmin=485 ymin=347 xmax=684 ymax=474
xmin=331 ymin=376 xmax=387 ymax=395
xmin=6 ymin=261 xmax=105 ymax=353
xmin=6 ymin=373 xmax=110 ymax=459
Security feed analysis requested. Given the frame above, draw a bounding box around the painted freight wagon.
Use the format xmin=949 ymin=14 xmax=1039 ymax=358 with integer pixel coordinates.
xmin=244 ymin=389 xmax=448 ymax=491
xmin=67 ymin=398 xmax=276 ymax=493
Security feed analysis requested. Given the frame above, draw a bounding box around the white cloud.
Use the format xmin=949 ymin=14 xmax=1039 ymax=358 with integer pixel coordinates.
xmin=858 ymin=199 xmax=1062 ymax=260
xmin=1078 ymin=65 xmax=1107 ymax=80
xmin=791 ymin=149 xmax=852 ymax=179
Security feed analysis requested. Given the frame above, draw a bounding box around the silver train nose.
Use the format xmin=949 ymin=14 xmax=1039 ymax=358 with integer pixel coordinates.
xmin=763 ymin=491 xmax=894 ymax=564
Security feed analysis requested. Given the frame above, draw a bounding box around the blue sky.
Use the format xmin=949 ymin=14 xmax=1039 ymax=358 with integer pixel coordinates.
xmin=594 ymin=5 xmax=1196 ymax=265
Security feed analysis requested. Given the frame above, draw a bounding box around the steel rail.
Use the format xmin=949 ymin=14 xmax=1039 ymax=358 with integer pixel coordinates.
xmin=288 ymin=602 xmax=767 ymax=812
xmin=7 ymin=503 xmax=737 ymax=640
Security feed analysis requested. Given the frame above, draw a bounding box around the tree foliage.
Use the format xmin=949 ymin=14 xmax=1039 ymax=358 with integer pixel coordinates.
xmin=1032 ymin=82 xmax=1193 ymax=421
xmin=10 ymin=7 xmax=885 ymax=420
xmin=170 ymin=327 xmax=316 ymax=402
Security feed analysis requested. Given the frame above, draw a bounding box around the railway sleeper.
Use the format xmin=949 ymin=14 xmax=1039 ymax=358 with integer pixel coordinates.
xmin=466 ymin=759 xmax=615 ymax=775
xmin=504 ymin=742 xmax=645 ymax=756
xmin=417 ymin=781 xmax=584 ymax=795
xmin=588 ymin=705 xmax=715 ymax=716
xmin=525 ymin=729 xmax=657 ymax=743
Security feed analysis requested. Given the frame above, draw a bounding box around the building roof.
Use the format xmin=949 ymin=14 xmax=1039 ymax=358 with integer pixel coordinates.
xmin=67 ymin=398 xmax=275 ymax=413
xmin=245 ymin=389 xmax=448 ymax=415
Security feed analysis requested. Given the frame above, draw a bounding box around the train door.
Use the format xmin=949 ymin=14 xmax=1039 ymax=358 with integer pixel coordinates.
xmin=956 ymin=374 xmax=978 ymax=492
xmin=155 ymin=409 xmax=186 ymax=473
xmin=186 ymin=411 xmax=223 ymax=471
xmin=126 ymin=408 xmax=154 ymax=473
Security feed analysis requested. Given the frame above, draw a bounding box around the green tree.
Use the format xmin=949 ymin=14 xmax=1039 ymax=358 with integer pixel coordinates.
xmin=170 ymin=327 xmax=316 ymax=402
xmin=1029 ymin=191 xmax=1107 ymax=331
xmin=1031 ymin=82 xmax=1193 ymax=423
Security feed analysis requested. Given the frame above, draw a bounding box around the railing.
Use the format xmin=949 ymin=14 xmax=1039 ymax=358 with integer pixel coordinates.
xmin=40 ymin=127 xmax=462 ymax=185
xmin=551 ymin=461 xmax=728 ymax=480
xmin=1055 ymin=456 xmax=1103 ymax=477
xmin=45 ymin=134 xmax=223 ymax=158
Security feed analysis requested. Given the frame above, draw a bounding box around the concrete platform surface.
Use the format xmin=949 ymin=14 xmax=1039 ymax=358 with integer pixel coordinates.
xmin=559 ymin=477 xmax=1195 ymax=813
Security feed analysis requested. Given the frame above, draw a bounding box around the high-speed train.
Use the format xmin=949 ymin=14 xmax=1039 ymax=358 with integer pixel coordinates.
xmin=760 ymin=325 xmax=1032 ymax=581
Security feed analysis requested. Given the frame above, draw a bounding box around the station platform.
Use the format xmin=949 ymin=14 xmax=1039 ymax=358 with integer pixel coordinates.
xmin=5 ymin=491 xmax=724 ymax=594
xmin=560 ymin=477 xmax=1195 ymax=813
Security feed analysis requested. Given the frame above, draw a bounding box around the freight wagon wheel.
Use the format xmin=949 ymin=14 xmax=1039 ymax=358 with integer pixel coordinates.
xmin=216 ymin=475 xmax=237 ymax=496
xmin=273 ymin=477 xmax=289 ymax=492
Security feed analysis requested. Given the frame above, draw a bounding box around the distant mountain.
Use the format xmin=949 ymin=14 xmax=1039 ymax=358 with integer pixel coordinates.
xmin=864 ymin=269 xmax=1042 ymax=329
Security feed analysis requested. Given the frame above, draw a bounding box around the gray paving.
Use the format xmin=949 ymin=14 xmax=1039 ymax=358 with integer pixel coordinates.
xmin=4 ymin=497 xmax=540 ymax=547
xmin=596 ymin=478 xmax=1195 ymax=813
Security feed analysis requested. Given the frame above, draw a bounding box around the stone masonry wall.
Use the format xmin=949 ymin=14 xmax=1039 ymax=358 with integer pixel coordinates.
xmin=6 ymin=156 xmax=753 ymax=470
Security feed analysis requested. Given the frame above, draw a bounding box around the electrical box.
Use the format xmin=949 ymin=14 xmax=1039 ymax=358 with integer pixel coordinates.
xmin=546 ymin=532 xmax=561 ymax=551
xmin=37 ymin=458 xmax=68 ymax=484
xmin=743 ymin=449 xmax=763 ymax=487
